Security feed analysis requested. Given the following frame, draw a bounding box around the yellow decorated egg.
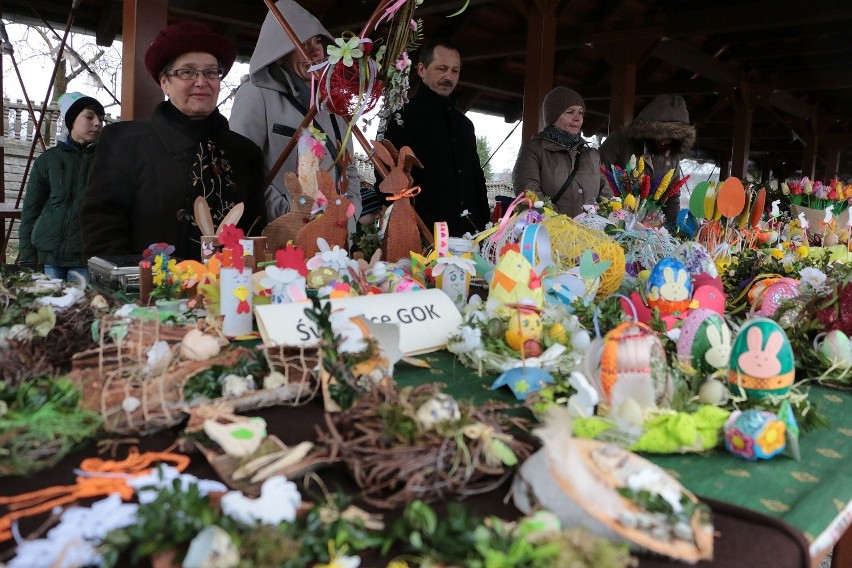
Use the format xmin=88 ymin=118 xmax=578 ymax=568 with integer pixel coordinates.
xmin=505 ymin=304 xmax=543 ymax=354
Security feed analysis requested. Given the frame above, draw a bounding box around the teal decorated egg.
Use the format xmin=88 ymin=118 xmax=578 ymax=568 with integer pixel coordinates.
xmin=645 ymin=258 xmax=692 ymax=316
xmin=677 ymin=309 xmax=731 ymax=374
xmin=728 ymin=318 xmax=795 ymax=398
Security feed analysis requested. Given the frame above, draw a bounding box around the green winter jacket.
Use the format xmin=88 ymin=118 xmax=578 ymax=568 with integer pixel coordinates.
xmin=19 ymin=138 xmax=97 ymax=266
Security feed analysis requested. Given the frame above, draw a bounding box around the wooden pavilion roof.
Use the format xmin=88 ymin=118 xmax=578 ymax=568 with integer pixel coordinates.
xmin=4 ymin=0 xmax=851 ymax=179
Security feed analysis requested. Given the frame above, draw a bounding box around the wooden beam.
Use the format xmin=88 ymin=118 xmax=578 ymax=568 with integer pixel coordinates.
xmin=719 ymin=146 xmax=732 ymax=181
xmin=664 ymin=0 xmax=852 ymax=37
xmin=324 ymin=0 xmax=499 ymax=35
xmin=521 ymin=0 xmax=557 ymax=140
xmin=95 ymin=0 xmax=122 ymax=47
xmin=457 ymin=70 xmax=523 ymax=99
xmin=121 ymin=0 xmax=167 ymax=120
xmin=650 ymin=38 xmax=740 ymax=86
xmin=765 ymin=90 xmax=814 ymax=121
xmin=592 ymin=31 xmax=661 ymax=132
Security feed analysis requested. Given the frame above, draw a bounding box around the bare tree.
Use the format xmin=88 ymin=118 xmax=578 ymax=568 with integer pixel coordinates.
xmin=3 ymin=22 xmax=122 ymax=109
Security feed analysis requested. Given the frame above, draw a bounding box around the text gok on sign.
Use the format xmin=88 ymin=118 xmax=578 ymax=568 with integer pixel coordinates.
xmin=254 ymin=288 xmax=463 ymax=355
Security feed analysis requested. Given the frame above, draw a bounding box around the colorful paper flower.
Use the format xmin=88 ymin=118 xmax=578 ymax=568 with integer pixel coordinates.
xmin=726 ymin=427 xmax=755 ymax=459
xmin=756 ymin=420 xmax=786 ymax=456
xmin=327 ymin=36 xmax=363 ymax=67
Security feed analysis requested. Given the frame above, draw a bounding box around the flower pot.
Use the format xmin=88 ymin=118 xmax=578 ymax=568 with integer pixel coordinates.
xmin=789 ymin=203 xmax=850 ymax=237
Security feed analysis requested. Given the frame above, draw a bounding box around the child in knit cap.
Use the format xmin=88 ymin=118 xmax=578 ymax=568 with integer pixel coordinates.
xmin=18 ymin=92 xmax=105 ymax=280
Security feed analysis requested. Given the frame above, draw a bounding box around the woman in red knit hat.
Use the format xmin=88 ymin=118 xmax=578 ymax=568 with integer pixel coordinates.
xmin=81 ymin=22 xmax=267 ymax=261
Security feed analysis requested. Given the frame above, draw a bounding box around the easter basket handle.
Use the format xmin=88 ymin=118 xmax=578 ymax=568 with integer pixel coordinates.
xmin=593 ymin=293 xmax=637 ymax=339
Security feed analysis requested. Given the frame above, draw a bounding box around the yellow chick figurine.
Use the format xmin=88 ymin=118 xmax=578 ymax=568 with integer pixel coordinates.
xmin=505 ymin=302 xmax=544 ymax=357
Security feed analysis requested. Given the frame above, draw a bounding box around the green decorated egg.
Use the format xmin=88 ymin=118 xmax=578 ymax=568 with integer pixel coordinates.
xmin=820 ymin=329 xmax=852 ymax=366
xmin=677 ymin=309 xmax=731 ymax=374
xmin=728 ymin=318 xmax=795 ymax=398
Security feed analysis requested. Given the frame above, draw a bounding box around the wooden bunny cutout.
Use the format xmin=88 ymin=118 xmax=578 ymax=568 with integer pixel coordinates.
xmin=373 ymin=139 xmax=424 ymax=263
xmin=261 ymin=172 xmax=316 ymax=255
xmin=295 ymin=169 xmax=354 ymax=260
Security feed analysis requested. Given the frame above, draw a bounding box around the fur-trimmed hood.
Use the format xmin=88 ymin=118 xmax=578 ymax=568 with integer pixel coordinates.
xmin=623 ymin=94 xmax=696 ymax=155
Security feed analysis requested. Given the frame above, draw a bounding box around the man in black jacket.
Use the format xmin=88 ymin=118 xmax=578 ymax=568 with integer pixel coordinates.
xmin=383 ymin=39 xmax=490 ymax=236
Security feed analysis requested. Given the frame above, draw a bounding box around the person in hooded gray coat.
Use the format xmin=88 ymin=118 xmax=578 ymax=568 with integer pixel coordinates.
xmin=599 ymin=94 xmax=696 ymax=225
xmin=229 ymin=0 xmax=361 ymax=225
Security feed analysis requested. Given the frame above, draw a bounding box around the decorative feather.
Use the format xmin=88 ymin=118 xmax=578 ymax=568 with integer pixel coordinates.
xmin=600 ymin=165 xmax=620 ymax=196
xmin=639 ymin=175 xmax=651 ymax=200
xmin=653 ymin=169 xmax=675 ymax=201
xmin=664 ymin=174 xmax=691 ymax=201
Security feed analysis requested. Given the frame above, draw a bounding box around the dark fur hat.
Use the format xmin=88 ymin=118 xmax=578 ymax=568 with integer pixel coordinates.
xmin=144 ymin=22 xmax=236 ymax=83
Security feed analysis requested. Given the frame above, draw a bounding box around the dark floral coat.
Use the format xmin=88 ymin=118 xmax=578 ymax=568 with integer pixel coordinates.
xmin=81 ymin=102 xmax=266 ymax=261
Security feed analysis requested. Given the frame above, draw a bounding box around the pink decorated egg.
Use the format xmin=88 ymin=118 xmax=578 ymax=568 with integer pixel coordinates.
xmin=756 ymin=280 xmax=799 ymax=317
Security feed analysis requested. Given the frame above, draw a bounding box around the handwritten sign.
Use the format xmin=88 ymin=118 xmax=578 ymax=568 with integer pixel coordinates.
xmin=254 ymin=288 xmax=463 ymax=355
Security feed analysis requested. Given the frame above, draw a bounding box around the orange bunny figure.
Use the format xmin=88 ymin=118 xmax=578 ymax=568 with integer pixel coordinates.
xmin=261 ymin=172 xmax=315 ymax=254
xmin=372 ymin=139 xmax=424 ymax=263
xmin=295 ymin=169 xmax=354 ymax=260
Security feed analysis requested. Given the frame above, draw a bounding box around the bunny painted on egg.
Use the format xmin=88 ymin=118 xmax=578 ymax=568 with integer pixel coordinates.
xmin=677 ymin=309 xmax=732 ymax=374
xmin=728 ymin=318 xmax=795 ymax=398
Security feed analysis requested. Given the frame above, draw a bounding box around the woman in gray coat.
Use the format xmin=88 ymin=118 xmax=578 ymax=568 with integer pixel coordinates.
xmin=513 ymin=87 xmax=609 ymax=217
xmin=229 ymin=0 xmax=361 ymax=225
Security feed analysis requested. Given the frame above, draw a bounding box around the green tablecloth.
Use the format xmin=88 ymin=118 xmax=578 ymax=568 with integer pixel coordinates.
xmin=395 ymin=350 xmax=852 ymax=554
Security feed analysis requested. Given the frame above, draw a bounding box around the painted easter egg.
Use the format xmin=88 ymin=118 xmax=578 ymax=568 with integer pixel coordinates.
xmin=645 ymin=258 xmax=693 ymax=316
xmin=820 ymin=329 xmax=852 ymax=366
xmin=676 ymin=241 xmax=718 ymax=278
xmin=393 ymin=277 xmax=424 ymax=293
xmin=677 ymin=309 xmax=731 ymax=374
xmin=599 ymin=321 xmax=671 ymax=405
xmin=728 ymin=318 xmax=795 ymax=398
xmin=724 ymin=409 xmax=786 ymax=460
xmin=756 ymin=280 xmax=799 ymax=318
xmin=306 ymin=266 xmax=337 ymax=289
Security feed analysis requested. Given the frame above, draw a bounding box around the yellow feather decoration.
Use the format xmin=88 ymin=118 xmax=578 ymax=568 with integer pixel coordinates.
xmin=653 ymin=168 xmax=675 ymax=201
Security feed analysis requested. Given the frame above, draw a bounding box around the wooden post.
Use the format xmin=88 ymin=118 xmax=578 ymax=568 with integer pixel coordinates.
xmin=802 ymin=123 xmax=818 ymax=180
xmin=591 ymin=32 xmax=661 ymax=133
xmin=718 ymin=146 xmax=732 ymax=181
xmin=520 ymin=0 xmax=557 ymax=141
xmin=824 ymin=147 xmax=841 ymax=180
xmin=731 ymin=80 xmax=771 ymax=179
xmin=121 ymin=0 xmax=167 ymax=120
